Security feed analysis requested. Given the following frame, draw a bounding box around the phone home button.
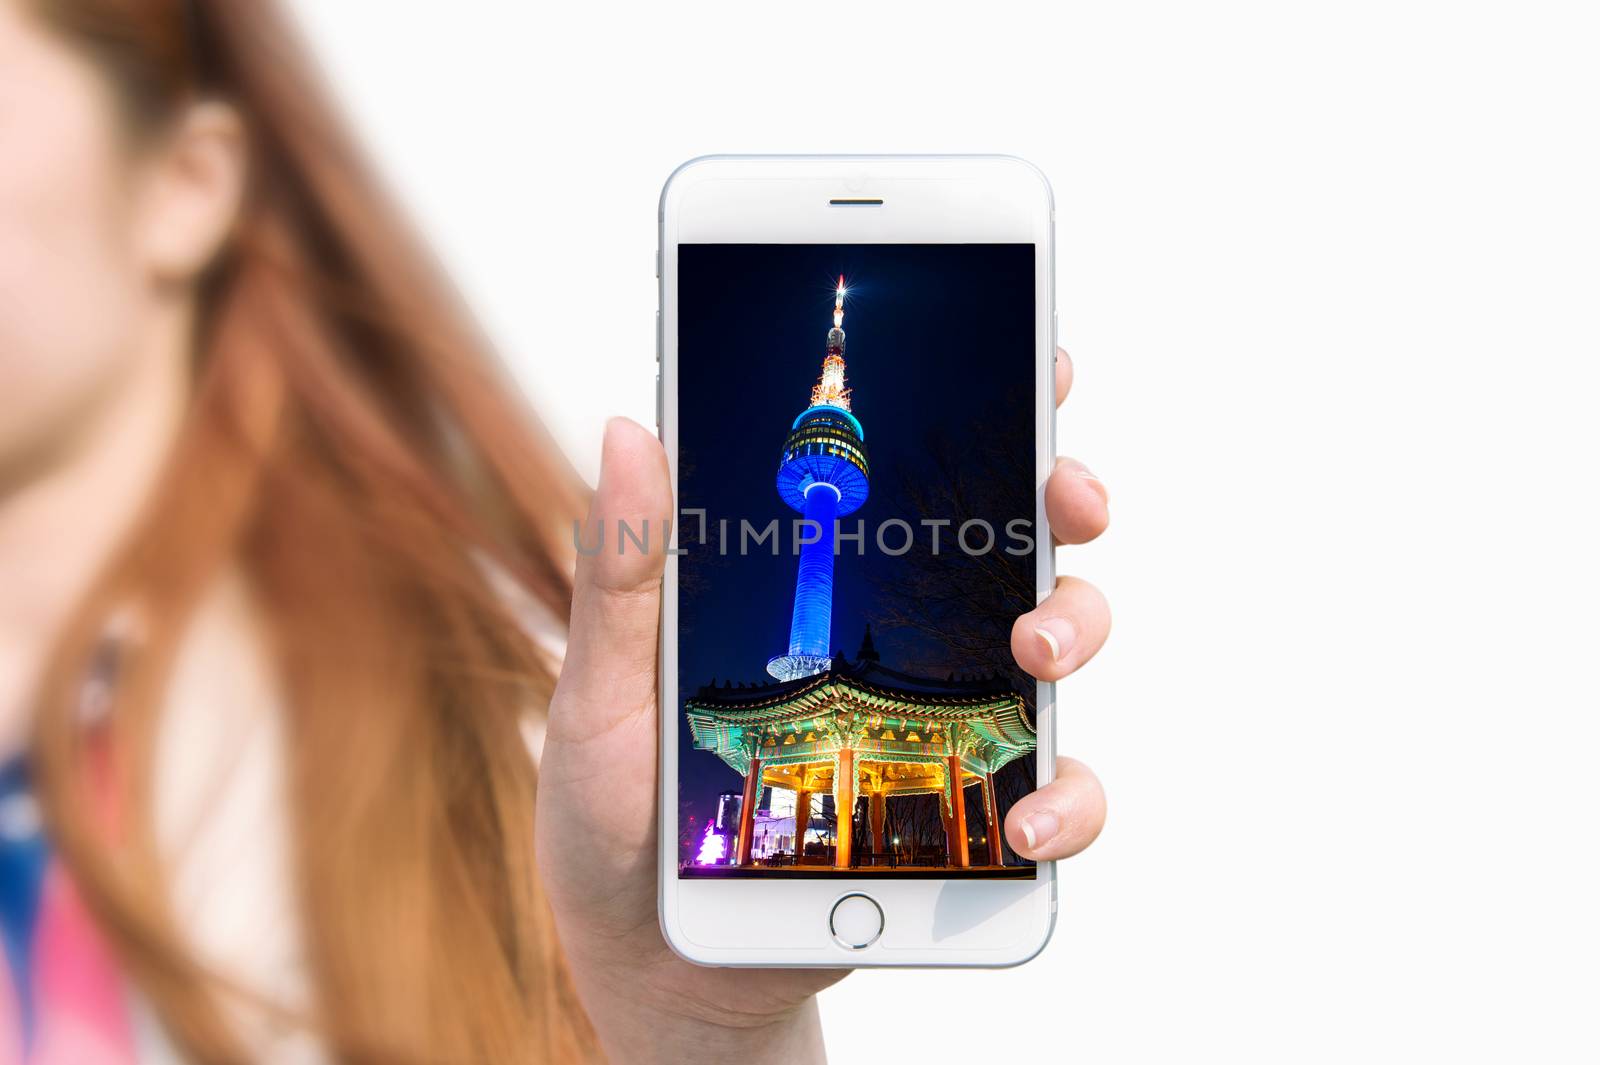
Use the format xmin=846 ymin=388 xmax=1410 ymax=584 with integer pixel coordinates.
xmin=828 ymin=893 xmax=884 ymax=951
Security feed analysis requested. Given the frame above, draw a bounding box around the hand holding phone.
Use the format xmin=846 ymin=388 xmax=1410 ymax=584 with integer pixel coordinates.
xmin=534 ymin=157 xmax=1110 ymax=1059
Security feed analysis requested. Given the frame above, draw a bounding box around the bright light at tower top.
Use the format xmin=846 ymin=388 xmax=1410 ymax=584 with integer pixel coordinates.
xmin=813 ymin=273 xmax=852 ymax=409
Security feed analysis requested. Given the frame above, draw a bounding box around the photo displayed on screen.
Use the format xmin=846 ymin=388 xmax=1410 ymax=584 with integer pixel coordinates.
xmin=675 ymin=243 xmax=1039 ymax=880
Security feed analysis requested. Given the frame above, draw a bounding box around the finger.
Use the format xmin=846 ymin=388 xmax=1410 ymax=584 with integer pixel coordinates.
xmin=1005 ymin=756 xmax=1105 ymax=861
xmin=1054 ymin=346 xmax=1073 ymax=407
xmin=1046 ymin=456 xmax=1109 ymax=545
xmin=547 ymin=418 xmax=673 ymax=744
xmin=1010 ymin=576 xmax=1111 ymax=682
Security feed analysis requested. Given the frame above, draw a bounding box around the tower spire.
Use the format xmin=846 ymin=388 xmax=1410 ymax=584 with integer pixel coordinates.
xmin=810 ymin=275 xmax=852 ymax=409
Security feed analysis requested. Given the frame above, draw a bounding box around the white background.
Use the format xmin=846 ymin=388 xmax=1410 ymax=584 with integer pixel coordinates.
xmin=289 ymin=2 xmax=1598 ymax=1061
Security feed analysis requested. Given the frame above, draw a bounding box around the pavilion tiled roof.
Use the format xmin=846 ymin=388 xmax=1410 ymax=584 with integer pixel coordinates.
xmin=684 ymin=654 xmax=1036 ymax=777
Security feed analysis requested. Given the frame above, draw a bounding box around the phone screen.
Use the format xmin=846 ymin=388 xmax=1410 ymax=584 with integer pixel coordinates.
xmin=675 ymin=243 xmax=1039 ymax=880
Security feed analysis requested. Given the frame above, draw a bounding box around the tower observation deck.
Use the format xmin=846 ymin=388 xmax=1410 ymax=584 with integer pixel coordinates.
xmin=767 ymin=277 xmax=870 ymax=682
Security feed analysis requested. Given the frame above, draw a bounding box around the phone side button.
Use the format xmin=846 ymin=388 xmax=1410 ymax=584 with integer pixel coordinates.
xmin=655 ymin=374 xmax=662 ymax=431
xmin=828 ymin=893 xmax=884 ymax=951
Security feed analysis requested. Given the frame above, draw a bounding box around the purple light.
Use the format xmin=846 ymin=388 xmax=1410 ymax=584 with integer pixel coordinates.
xmin=695 ymin=821 xmax=727 ymax=865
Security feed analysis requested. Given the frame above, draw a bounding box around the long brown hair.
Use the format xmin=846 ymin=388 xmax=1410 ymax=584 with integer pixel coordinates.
xmin=25 ymin=1 xmax=596 ymax=1061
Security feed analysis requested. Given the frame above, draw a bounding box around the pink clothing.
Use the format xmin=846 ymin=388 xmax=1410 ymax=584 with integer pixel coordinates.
xmin=0 ymin=863 xmax=136 ymax=1065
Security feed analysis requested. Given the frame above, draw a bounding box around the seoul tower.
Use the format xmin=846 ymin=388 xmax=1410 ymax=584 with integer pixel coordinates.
xmin=767 ymin=276 xmax=871 ymax=681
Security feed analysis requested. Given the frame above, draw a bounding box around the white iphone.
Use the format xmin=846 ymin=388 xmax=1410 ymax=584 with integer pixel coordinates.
xmin=657 ymin=156 xmax=1057 ymax=966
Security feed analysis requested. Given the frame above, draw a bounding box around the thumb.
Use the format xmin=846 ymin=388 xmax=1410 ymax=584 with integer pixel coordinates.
xmin=549 ymin=417 xmax=673 ymax=744
xmin=1004 ymin=757 xmax=1107 ymax=862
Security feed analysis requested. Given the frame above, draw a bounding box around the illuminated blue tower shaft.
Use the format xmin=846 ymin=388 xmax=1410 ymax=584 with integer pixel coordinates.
xmin=768 ymin=277 xmax=870 ymax=682
xmin=785 ymin=485 xmax=840 ymax=661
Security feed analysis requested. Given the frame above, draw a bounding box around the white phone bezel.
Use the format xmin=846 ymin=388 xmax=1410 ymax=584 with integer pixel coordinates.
xmin=657 ymin=156 xmax=1057 ymax=967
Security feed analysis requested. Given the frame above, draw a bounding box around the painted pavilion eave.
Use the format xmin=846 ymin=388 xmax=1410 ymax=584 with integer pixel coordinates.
xmin=684 ymin=662 xmax=1036 ymax=779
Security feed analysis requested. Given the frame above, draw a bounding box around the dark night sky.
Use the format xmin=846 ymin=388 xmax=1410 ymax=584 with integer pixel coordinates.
xmin=675 ymin=243 xmax=1035 ymax=829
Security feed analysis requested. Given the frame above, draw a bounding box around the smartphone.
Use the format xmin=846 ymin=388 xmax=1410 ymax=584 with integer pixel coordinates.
xmin=657 ymin=156 xmax=1057 ymax=966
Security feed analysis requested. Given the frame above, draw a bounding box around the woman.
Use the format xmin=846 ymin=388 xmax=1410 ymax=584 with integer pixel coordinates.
xmin=0 ymin=1 xmax=1114 ymax=1062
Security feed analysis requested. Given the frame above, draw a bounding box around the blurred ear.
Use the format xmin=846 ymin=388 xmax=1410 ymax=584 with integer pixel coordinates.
xmin=134 ymin=100 xmax=248 ymax=284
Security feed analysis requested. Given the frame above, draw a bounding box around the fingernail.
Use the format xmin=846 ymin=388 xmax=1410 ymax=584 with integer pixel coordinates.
xmin=1069 ymin=460 xmax=1109 ymax=503
xmin=1020 ymin=810 xmax=1061 ymax=851
xmin=1034 ymin=617 xmax=1077 ymax=664
xmin=598 ymin=419 xmax=623 ymax=477
xmin=601 ymin=417 xmax=632 ymax=457
xmin=1055 ymin=456 xmax=1098 ymax=477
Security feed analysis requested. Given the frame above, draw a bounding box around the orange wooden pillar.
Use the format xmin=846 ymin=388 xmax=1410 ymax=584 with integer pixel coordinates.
xmin=983 ymin=772 xmax=1005 ymax=866
xmin=869 ymin=791 xmax=887 ymax=858
xmin=793 ymin=787 xmax=811 ymax=858
xmin=945 ymin=755 xmax=970 ymax=868
xmin=833 ymin=749 xmax=855 ymax=869
xmin=735 ymin=756 xmax=761 ymax=866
